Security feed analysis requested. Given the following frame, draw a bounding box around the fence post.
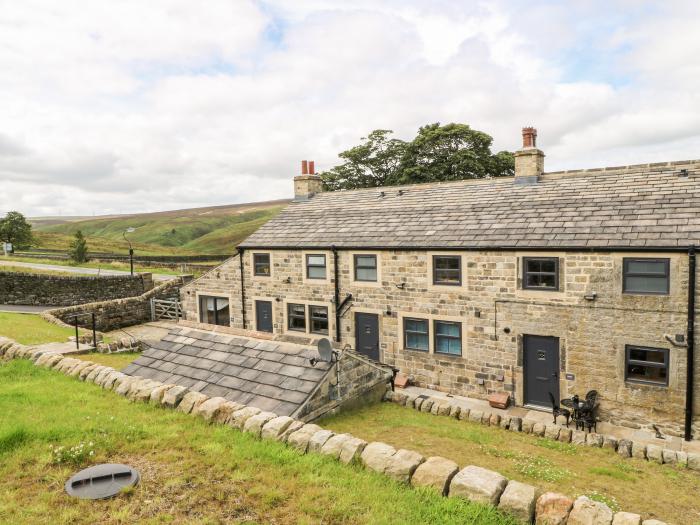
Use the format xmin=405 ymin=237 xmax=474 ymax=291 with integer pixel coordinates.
xmin=74 ymin=317 xmax=79 ymax=350
xmin=91 ymin=313 xmax=97 ymax=350
xmin=150 ymin=298 xmax=156 ymax=321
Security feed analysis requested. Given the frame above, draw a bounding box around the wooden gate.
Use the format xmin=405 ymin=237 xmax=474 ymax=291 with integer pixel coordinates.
xmin=151 ymin=298 xmax=181 ymax=321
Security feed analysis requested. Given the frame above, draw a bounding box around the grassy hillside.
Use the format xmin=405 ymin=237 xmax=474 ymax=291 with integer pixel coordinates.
xmin=31 ymin=200 xmax=288 ymax=255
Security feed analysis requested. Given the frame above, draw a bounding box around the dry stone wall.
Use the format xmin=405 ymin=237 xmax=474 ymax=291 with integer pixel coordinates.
xmin=0 ymin=271 xmax=153 ymax=306
xmin=181 ymin=249 xmax=700 ymax=437
xmin=43 ymin=277 xmax=184 ymax=331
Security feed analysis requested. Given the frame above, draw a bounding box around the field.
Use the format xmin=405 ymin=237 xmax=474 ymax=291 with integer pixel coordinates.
xmin=0 ymin=312 xmax=76 ymax=345
xmin=0 ymin=360 xmax=518 ymax=525
xmin=30 ymin=200 xmax=288 ymax=256
xmin=2 ymin=255 xmax=201 ymax=277
xmin=0 ymin=264 xmax=94 ymax=277
xmin=319 ymin=403 xmax=700 ymax=524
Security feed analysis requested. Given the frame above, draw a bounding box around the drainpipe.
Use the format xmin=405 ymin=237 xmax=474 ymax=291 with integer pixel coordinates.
xmin=238 ymin=247 xmax=247 ymax=330
xmin=685 ymin=245 xmax=696 ymax=441
xmin=332 ymin=245 xmax=340 ymax=343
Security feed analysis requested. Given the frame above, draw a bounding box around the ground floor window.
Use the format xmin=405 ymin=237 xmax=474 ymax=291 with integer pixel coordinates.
xmin=404 ymin=318 xmax=429 ymax=351
xmin=199 ymin=296 xmax=230 ymax=326
xmin=310 ymin=305 xmax=329 ymax=335
xmin=287 ymin=303 xmax=306 ymax=332
xmin=434 ymin=320 xmax=462 ymax=356
xmin=625 ymin=345 xmax=669 ymax=386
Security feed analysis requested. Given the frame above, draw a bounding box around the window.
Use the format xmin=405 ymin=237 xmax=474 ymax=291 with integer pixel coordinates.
xmin=306 ymin=254 xmax=327 ymax=280
xmin=199 ymin=296 xmax=230 ymax=327
xmin=623 ymin=258 xmax=670 ymax=295
xmin=434 ymin=320 xmax=461 ymax=356
xmin=404 ymin=318 xmax=429 ymax=351
xmin=523 ymin=257 xmax=559 ymax=290
xmin=253 ymin=253 xmax=271 ymax=276
xmin=287 ymin=303 xmax=306 ymax=332
xmin=625 ymin=345 xmax=669 ymax=386
xmin=433 ymin=255 xmax=461 ymax=286
xmin=354 ymin=254 xmax=378 ymax=282
xmin=310 ymin=305 xmax=329 ymax=335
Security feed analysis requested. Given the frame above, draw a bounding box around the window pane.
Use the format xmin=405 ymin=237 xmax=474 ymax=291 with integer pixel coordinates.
xmin=356 ymin=255 xmax=376 ymax=268
xmin=435 ymin=269 xmax=460 ymax=284
xmin=627 ymin=364 xmax=667 ymax=384
xmin=310 ymin=306 xmax=328 ymax=334
xmin=288 ymin=303 xmax=306 ymax=331
xmin=215 ymin=298 xmax=229 ymax=326
xmin=436 ymin=336 xmax=461 ymax=355
xmin=405 ymin=319 xmax=428 ymax=333
xmin=356 ymin=267 xmax=377 ymax=281
xmin=629 ymin=348 xmax=665 ymax=364
xmin=625 ymin=276 xmax=667 ymax=293
xmin=406 ymin=333 xmax=429 ymax=351
xmin=526 ymin=273 xmax=556 ymax=288
xmin=436 ymin=322 xmax=459 ymax=337
xmin=254 ymin=254 xmax=270 ymax=276
xmin=627 ymin=260 xmax=666 ymax=274
xmin=308 ymin=266 xmax=326 ymax=279
xmin=307 ymin=255 xmax=325 ymax=266
xmin=435 ymin=256 xmax=460 ymax=270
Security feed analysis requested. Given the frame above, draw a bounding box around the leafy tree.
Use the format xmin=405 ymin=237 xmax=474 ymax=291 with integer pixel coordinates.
xmin=320 ymin=130 xmax=407 ymax=191
xmin=320 ymin=123 xmax=514 ymax=191
xmin=68 ymin=230 xmax=89 ymax=263
xmin=0 ymin=211 xmax=34 ymax=250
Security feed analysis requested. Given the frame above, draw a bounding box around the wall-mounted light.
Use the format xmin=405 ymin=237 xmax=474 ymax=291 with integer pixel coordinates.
xmin=395 ymin=282 xmax=406 ymax=290
xmin=583 ymin=291 xmax=597 ymax=301
xmin=385 ymin=305 xmax=392 ymax=316
xmin=282 ymin=277 xmax=291 ymax=284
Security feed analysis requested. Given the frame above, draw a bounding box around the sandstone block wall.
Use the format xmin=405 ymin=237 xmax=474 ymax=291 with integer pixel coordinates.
xmin=181 ymin=248 xmax=700 ymax=437
xmin=0 ymin=272 xmax=153 ymax=306
xmin=45 ymin=277 xmax=183 ymax=331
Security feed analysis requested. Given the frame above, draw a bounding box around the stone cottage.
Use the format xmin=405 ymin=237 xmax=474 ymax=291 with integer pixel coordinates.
xmin=181 ymin=128 xmax=700 ymax=439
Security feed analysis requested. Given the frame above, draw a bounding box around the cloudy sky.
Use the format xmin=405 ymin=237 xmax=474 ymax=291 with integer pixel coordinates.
xmin=1 ymin=1 xmax=699 ymax=217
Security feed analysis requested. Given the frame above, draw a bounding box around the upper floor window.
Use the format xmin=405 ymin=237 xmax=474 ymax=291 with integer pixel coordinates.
xmin=253 ymin=253 xmax=271 ymax=276
xmin=199 ymin=296 xmax=230 ymax=327
xmin=287 ymin=303 xmax=306 ymax=332
xmin=354 ymin=254 xmax=378 ymax=282
xmin=306 ymin=254 xmax=327 ymax=280
xmin=433 ymin=255 xmax=461 ymax=286
xmin=625 ymin=345 xmax=668 ymax=386
xmin=523 ymin=257 xmax=559 ymax=291
xmin=404 ymin=318 xmax=429 ymax=352
xmin=434 ymin=320 xmax=462 ymax=356
xmin=623 ymin=258 xmax=669 ymax=295
xmin=310 ymin=305 xmax=329 ymax=335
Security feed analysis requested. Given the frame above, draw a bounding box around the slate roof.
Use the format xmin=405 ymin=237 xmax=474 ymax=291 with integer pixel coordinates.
xmin=240 ymin=161 xmax=700 ymax=249
xmin=122 ymin=326 xmax=331 ymax=416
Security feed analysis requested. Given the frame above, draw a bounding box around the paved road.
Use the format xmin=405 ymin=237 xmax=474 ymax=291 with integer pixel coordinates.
xmin=0 ymin=260 xmax=175 ymax=281
xmin=0 ymin=304 xmax=52 ymax=314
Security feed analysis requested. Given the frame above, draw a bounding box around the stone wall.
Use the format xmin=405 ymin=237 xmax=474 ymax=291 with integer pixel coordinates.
xmin=181 ymin=248 xmax=700 ymax=437
xmin=297 ymin=351 xmax=394 ymax=421
xmin=0 ymin=271 xmax=153 ymax=306
xmin=43 ymin=277 xmax=184 ymax=332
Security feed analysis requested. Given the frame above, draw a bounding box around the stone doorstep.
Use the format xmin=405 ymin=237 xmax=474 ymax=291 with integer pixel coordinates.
xmin=0 ymin=338 xmax=674 ymax=524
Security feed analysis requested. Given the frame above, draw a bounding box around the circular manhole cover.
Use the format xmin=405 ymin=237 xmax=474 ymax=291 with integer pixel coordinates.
xmin=65 ymin=463 xmax=140 ymax=500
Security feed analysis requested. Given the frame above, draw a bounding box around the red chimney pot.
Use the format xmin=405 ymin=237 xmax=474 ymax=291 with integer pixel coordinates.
xmin=308 ymin=160 xmax=315 ymax=174
xmin=522 ymin=127 xmax=537 ymax=148
xmin=301 ymin=160 xmax=308 ymax=175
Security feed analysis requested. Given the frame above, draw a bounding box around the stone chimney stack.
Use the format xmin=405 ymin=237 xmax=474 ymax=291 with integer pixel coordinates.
xmin=294 ymin=159 xmax=323 ymax=200
xmin=514 ymin=127 xmax=545 ymax=184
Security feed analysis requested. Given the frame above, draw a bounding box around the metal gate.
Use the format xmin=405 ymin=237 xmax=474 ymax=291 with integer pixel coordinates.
xmin=151 ymin=298 xmax=182 ymax=321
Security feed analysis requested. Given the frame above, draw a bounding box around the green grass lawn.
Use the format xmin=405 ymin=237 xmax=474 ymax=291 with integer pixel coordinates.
xmin=0 ymin=360 xmax=519 ymax=525
xmin=74 ymin=352 xmax=140 ymax=369
xmin=319 ymin=403 xmax=700 ymax=524
xmin=2 ymin=256 xmax=201 ymax=277
xmin=0 ymin=264 xmax=95 ymax=277
xmin=0 ymin=312 xmax=75 ymax=345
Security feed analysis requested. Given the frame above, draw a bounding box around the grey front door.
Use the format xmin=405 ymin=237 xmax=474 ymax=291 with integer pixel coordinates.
xmin=523 ymin=335 xmax=560 ymax=408
xmin=355 ymin=313 xmax=380 ymax=361
xmin=255 ymin=300 xmax=273 ymax=333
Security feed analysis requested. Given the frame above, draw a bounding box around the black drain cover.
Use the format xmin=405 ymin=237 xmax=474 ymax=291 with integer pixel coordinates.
xmin=65 ymin=463 xmax=140 ymax=500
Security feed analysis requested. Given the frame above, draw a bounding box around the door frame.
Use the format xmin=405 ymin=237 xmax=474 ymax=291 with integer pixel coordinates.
xmin=354 ymin=311 xmax=381 ymax=362
xmin=522 ymin=334 xmax=561 ymax=409
xmin=252 ymin=297 xmax=275 ymax=333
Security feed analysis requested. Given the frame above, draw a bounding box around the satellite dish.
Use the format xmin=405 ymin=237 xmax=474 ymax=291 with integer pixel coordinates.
xmin=317 ymin=338 xmax=333 ymax=362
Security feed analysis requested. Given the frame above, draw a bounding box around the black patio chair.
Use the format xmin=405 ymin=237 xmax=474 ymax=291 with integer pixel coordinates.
xmin=548 ymin=391 xmax=570 ymax=426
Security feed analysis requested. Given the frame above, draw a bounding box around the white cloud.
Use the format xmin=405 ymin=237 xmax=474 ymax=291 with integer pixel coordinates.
xmin=0 ymin=0 xmax=699 ymax=216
